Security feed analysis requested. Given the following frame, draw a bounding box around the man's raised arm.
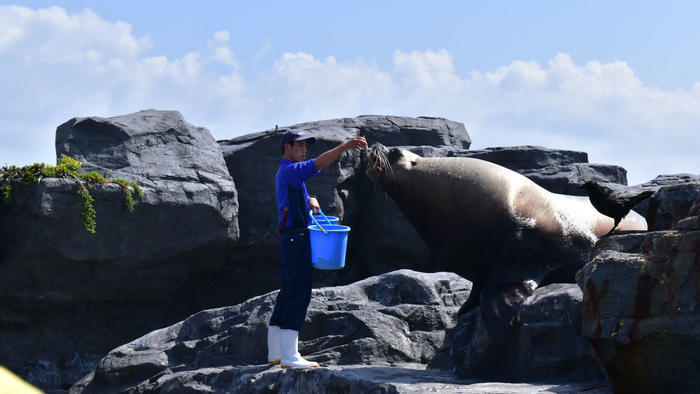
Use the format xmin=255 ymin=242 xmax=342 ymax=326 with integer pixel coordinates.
xmin=314 ymin=137 xmax=368 ymax=171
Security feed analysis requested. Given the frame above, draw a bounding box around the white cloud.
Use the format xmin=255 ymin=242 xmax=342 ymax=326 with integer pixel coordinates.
xmin=213 ymin=30 xmax=229 ymax=42
xmin=207 ymin=30 xmax=236 ymax=66
xmin=254 ymin=38 xmax=272 ymax=61
xmin=393 ymin=49 xmax=463 ymax=92
xmin=1 ymin=6 xmax=698 ymax=185
xmin=0 ymin=6 xmax=150 ymax=65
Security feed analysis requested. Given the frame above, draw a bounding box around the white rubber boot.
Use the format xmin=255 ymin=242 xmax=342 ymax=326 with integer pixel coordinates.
xmin=267 ymin=325 xmax=281 ymax=365
xmin=280 ymin=329 xmax=319 ymax=368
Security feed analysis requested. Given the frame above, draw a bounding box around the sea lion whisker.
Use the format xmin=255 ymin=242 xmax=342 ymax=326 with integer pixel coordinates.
xmin=366 ymin=144 xmax=393 ymax=176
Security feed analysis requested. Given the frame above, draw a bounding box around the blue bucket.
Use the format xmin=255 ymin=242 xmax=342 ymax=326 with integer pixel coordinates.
xmin=312 ymin=215 xmax=339 ymax=224
xmin=308 ymin=224 xmax=350 ymax=270
xmin=308 ymin=209 xmax=349 ymax=270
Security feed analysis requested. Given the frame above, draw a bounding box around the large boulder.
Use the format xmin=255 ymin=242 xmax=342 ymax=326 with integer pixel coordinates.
xmin=71 ymin=270 xmax=471 ymax=392
xmin=630 ymin=173 xmax=700 ymax=217
xmin=0 ymin=109 xmax=240 ymax=390
xmin=640 ymin=174 xmax=700 ymax=187
xmin=449 ymin=284 xmax=603 ymax=382
xmin=53 ymin=108 xmax=239 ymax=259
xmin=577 ymin=199 xmax=700 ymax=393
xmin=646 ymin=183 xmax=700 ymax=230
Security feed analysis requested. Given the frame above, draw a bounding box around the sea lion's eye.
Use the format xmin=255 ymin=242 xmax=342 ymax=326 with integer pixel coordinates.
xmin=411 ymin=161 xmax=417 ymax=167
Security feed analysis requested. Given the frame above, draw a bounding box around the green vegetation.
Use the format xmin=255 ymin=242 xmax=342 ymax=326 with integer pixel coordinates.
xmin=1 ymin=157 xmax=143 ymax=233
xmin=77 ymin=186 xmax=97 ymax=233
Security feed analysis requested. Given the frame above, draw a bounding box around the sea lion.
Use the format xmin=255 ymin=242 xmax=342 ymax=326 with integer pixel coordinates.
xmin=365 ymin=144 xmax=647 ymax=338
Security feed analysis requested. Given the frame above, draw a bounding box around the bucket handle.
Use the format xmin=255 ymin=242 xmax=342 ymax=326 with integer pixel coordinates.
xmin=317 ymin=207 xmax=332 ymax=224
xmin=309 ymin=210 xmax=328 ymax=234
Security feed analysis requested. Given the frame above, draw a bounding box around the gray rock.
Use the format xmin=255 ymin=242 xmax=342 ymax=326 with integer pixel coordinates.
xmin=646 ymin=183 xmax=700 ymax=230
xmin=518 ymin=163 xmax=628 ymax=196
xmin=450 ymin=145 xmax=588 ymax=169
xmin=301 ymin=115 xmax=472 ymax=149
xmin=71 ymin=270 xmax=610 ymax=393
xmin=71 ymin=364 xmax=611 ymax=394
xmin=0 ymin=109 xmax=240 ymax=391
xmin=56 ymin=109 xmax=238 ymax=231
xmin=675 ymin=215 xmax=700 ymax=231
xmin=450 ymin=284 xmax=603 ymax=382
xmin=675 ymin=197 xmax=700 ymax=231
xmin=72 ymin=270 xmax=471 ymax=392
xmin=632 ymin=173 xmax=700 ymax=216
xmin=577 ymin=211 xmax=700 ymax=393
xmin=638 ymin=173 xmax=700 ymax=188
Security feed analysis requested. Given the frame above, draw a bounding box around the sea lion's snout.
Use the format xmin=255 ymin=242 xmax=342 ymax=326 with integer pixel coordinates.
xmin=365 ymin=143 xmax=391 ymax=180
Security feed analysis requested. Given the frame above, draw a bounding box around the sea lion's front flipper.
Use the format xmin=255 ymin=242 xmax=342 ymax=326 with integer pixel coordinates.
xmin=479 ymin=280 xmax=538 ymax=340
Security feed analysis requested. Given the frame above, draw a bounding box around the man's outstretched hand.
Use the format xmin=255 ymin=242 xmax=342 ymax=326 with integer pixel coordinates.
xmin=343 ymin=137 xmax=368 ymax=151
xmin=315 ymin=136 xmax=368 ymax=171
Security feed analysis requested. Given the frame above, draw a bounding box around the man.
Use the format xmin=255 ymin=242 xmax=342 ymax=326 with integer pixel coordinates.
xmin=268 ymin=129 xmax=367 ymax=368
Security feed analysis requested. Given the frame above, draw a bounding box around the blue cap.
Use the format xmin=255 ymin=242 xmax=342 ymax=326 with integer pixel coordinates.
xmin=280 ymin=129 xmax=316 ymax=152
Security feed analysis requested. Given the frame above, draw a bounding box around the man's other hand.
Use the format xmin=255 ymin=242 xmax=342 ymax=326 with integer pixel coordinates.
xmin=309 ymin=197 xmax=320 ymax=214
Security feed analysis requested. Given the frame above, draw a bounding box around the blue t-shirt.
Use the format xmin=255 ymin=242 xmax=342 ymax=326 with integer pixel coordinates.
xmin=276 ymin=158 xmax=320 ymax=230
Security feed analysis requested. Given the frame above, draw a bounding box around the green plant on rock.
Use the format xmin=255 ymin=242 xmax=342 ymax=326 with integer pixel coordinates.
xmin=78 ymin=171 xmax=107 ymax=183
xmin=77 ymin=185 xmax=97 ymax=233
xmin=1 ymin=182 xmax=11 ymax=204
xmin=1 ymin=156 xmax=143 ymax=233
xmin=110 ymin=178 xmax=143 ymax=213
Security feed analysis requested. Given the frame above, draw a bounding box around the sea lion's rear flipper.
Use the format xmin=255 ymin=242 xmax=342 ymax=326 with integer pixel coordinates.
xmin=479 ymin=280 xmax=538 ymax=340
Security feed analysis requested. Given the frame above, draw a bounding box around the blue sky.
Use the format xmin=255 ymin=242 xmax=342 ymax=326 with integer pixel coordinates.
xmin=1 ymin=1 xmax=699 ymax=184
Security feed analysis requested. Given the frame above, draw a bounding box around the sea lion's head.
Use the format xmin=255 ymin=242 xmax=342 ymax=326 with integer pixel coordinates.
xmin=365 ymin=143 xmax=420 ymax=182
